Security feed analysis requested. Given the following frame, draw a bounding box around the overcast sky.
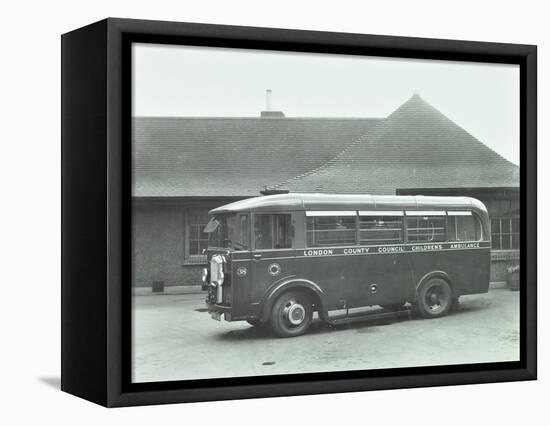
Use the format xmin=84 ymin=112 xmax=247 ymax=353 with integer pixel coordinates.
xmin=133 ymin=43 xmax=519 ymax=165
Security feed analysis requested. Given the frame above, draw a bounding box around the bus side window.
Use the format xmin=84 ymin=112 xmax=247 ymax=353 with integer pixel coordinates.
xmin=254 ymin=214 xmax=292 ymax=250
xmin=407 ymin=216 xmax=446 ymax=242
xmin=359 ymin=216 xmax=403 ymax=243
xmin=447 ymin=212 xmax=482 ymax=241
xmin=307 ymin=216 xmax=356 ymax=247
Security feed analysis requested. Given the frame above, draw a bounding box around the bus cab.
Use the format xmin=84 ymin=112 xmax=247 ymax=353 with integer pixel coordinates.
xmin=201 ymin=193 xmax=491 ymax=337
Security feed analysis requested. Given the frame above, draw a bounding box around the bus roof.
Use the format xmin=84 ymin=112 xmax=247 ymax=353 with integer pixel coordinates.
xmin=209 ymin=193 xmax=488 ymax=217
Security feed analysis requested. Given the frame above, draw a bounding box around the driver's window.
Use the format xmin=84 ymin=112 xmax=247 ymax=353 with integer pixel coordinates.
xmin=254 ymin=214 xmax=292 ymax=250
xmin=254 ymin=215 xmax=273 ymax=249
xmin=238 ymin=214 xmax=250 ymax=249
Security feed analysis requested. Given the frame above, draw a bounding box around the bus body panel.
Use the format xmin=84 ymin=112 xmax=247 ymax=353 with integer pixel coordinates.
xmin=353 ymin=252 xmax=413 ymax=307
xmin=229 ymin=255 xmax=254 ymax=320
xmin=407 ymin=246 xmax=491 ymax=298
xmin=294 ymin=255 xmax=349 ymax=311
xmin=207 ymin=245 xmax=491 ymax=322
xmin=290 ymin=250 xmax=413 ymax=310
xmin=248 ymin=250 xmax=297 ymax=312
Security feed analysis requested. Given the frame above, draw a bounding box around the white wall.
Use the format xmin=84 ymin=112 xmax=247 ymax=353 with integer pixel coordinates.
xmin=1 ymin=0 xmax=545 ymax=424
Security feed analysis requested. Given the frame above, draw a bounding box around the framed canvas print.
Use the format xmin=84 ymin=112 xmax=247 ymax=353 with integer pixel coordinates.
xmin=61 ymin=18 xmax=537 ymax=407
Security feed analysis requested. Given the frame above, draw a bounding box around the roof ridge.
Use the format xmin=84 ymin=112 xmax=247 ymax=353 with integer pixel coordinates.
xmin=396 ymin=95 xmax=519 ymax=167
xmin=133 ymin=116 xmax=383 ymax=120
xmin=267 ymin=93 xmax=519 ymax=193
xmin=267 ymin=94 xmax=427 ymax=190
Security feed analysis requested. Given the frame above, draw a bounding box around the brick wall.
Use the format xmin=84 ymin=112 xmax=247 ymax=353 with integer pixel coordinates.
xmin=132 ymin=201 xmax=225 ymax=288
xmin=132 ymin=204 xmax=189 ymax=287
xmin=490 ymin=250 xmax=520 ymax=283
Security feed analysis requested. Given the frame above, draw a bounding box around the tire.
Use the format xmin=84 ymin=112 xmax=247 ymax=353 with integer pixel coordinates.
xmin=414 ymin=278 xmax=453 ymax=318
xmin=270 ymin=291 xmax=313 ymax=338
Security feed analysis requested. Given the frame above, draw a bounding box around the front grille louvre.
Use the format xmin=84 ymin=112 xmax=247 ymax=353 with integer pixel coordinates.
xmin=209 ymin=254 xmax=231 ymax=306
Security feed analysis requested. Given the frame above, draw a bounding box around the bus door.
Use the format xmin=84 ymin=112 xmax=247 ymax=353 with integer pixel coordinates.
xmin=228 ymin=213 xmax=254 ymax=316
xmin=249 ymin=213 xmax=296 ymax=307
xmin=353 ymin=212 xmax=412 ymax=307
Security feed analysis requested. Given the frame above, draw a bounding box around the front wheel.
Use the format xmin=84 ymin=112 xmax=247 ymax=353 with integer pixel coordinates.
xmin=414 ymin=278 xmax=453 ymax=318
xmin=270 ymin=291 xmax=313 ymax=338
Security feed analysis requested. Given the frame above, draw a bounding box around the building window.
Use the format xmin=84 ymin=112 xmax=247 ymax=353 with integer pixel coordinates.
xmin=307 ymin=215 xmax=356 ymax=247
xmin=359 ymin=215 xmax=403 ymax=244
xmin=187 ymin=208 xmax=210 ymax=258
xmin=491 ymin=217 xmax=519 ymax=250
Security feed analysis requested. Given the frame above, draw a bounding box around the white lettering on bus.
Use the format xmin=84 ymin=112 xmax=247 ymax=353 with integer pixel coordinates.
xmin=343 ymin=247 xmax=370 ymax=255
xmin=378 ymin=246 xmax=405 ymax=253
xmin=449 ymin=242 xmax=480 ymax=249
xmin=299 ymin=242 xmax=482 ymax=258
xmin=303 ymin=249 xmax=334 ymax=257
xmin=411 ymin=244 xmax=443 ymax=252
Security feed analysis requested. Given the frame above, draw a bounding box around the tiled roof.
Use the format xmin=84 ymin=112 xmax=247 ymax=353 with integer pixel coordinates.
xmin=268 ymin=94 xmax=519 ymax=194
xmin=132 ymin=117 xmax=380 ymax=197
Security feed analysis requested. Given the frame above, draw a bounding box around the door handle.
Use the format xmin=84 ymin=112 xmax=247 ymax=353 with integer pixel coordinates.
xmin=253 ymin=254 xmax=262 ymax=261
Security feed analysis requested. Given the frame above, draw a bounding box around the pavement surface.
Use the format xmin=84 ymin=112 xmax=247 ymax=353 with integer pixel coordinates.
xmin=132 ymin=289 xmax=520 ymax=383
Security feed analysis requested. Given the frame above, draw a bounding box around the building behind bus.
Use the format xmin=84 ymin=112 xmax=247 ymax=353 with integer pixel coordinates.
xmin=132 ymin=94 xmax=519 ymax=291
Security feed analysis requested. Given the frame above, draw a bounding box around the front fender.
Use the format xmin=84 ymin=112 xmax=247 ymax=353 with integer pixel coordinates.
xmin=259 ymin=277 xmax=327 ymax=322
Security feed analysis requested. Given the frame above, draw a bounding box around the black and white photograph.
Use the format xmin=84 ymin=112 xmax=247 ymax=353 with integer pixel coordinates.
xmin=2 ymin=0 xmax=546 ymax=420
xmin=131 ymin=43 xmax=521 ymax=384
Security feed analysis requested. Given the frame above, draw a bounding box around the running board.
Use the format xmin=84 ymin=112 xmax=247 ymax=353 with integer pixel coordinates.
xmin=325 ymin=308 xmax=412 ymax=326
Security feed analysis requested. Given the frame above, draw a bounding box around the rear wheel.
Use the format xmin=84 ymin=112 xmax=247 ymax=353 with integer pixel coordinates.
xmin=414 ymin=278 xmax=453 ymax=318
xmin=270 ymin=291 xmax=313 ymax=338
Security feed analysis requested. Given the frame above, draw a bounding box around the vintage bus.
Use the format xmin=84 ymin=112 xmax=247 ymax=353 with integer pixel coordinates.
xmin=201 ymin=193 xmax=491 ymax=337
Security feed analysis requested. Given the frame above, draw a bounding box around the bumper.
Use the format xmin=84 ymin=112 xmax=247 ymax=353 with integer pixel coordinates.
xmin=206 ymin=303 xmax=232 ymax=321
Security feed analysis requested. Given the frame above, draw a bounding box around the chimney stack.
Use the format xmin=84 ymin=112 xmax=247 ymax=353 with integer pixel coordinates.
xmin=266 ymin=89 xmax=272 ymax=111
xmin=260 ymin=89 xmax=285 ymax=118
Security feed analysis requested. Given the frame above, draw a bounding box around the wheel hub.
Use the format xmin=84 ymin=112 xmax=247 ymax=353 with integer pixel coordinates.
xmin=429 ymin=293 xmax=440 ymax=304
xmin=425 ymin=285 xmax=448 ymax=312
xmin=285 ymin=302 xmax=305 ymax=326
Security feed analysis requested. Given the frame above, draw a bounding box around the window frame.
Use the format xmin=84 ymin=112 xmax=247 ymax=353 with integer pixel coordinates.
xmin=491 ymin=216 xmax=520 ymax=250
xmin=188 ymin=222 xmax=209 ymax=256
xmin=184 ymin=207 xmax=211 ymax=264
xmin=357 ymin=211 xmax=405 ymax=245
xmin=404 ymin=211 xmax=447 ymax=243
xmin=447 ymin=211 xmax=484 ymax=242
xmin=306 ymin=211 xmax=358 ymax=248
xmin=252 ymin=212 xmax=294 ymax=251
xmin=237 ymin=213 xmax=251 ymax=251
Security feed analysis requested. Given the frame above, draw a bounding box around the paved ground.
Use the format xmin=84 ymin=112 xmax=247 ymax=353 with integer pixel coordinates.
xmin=132 ymin=289 xmax=520 ymax=383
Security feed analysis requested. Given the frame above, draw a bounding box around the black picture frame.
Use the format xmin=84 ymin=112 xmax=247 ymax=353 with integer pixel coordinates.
xmin=61 ymin=17 xmax=537 ymax=407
